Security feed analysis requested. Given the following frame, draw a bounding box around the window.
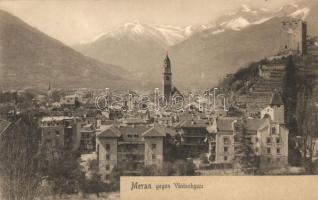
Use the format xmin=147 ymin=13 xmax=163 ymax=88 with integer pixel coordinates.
xmin=255 ymin=147 xmax=259 ymax=153
xmin=223 ymin=137 xmax=230 ymax=145
xmin=234 ymin=135 xmax=239 ymax=143
xmin=234 ymin=123 xmax=240 ymax=132
xmin=106 ymin=164 xmax=110 ymax=170
xmin=276 ymin=148 xmax=281 ymax=155
xmin=166 ymin=76 xmax=169 ymax=81
xmin=151 ymin=144 xmax=156 ymax=150
xmin=267 ymin=157 xmax=271 ymax=163
xmin=152 ymin=154 xmax=156 ymax=160
xmin=267 ymin=137 xmax=271 ymax=145
xmin=105 ymin=175 xmax=110 ymax=179
xmin=106 ymin=144 xmax=110 ymax=151
xmin=271 ymin=126 xmax=276 ymax=134
xmin=224 ymin=147 xmax=228 ymax=153
xmin=55 ymin=130 xmax=60 ymax=136
xmin=276 ymin=157 xmax=281 ymax=162
xmin=276 ymin=137 xmax=282 ymax=144
xmin=267 ymin=147 xmax=271 ymax=154
xmin=106 ymin=154 xmax=110 ymax=160
xmin=224 ymin=156 xmax=228 ymax=161
xmin=255 ymin=137 xmax=259 ymax=143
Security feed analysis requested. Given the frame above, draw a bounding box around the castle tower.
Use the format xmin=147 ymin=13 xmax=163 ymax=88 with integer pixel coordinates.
xmin=163 ymin=54 xmax=172 ymax=103
xmin=280 ymin=19 xmax=307 ymax=55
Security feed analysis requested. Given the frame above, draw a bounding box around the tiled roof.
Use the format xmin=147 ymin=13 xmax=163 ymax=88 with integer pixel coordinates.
xmin=122 ymin=118 xmax=146 ymax=124
xmin=269 ymin=92 xmax=283 ymax=106
xmin=118 ymin=126 xmax=150 ymax=142
xmin=178 ymin=119 xmax=209 ymax=128
xmin=96 ymin=125 xmax=121 ymax=138
xmin=246 ymin=118 xmax=267 ymax=131
xmin=216 ymin=118 xmax=238 ymax=131
xmin=41 ymin=116 xmax=73 ymax=122
xmin=142 ymin=126 xmax=166 ymax=137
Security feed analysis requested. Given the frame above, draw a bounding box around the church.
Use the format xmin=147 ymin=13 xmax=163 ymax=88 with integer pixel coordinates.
xmin=162 ymin=54 xmax=182 ymax=103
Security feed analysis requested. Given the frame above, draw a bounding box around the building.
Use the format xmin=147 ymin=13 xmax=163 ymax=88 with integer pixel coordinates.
xmin=40 ymin=116 xmax=81 ymax=151
xmin=176 ymin=118 xmax=211 ymax=159
xmin=259 ymin=92 xmax=289 ymax=170
xmin=79 ymin=123 xmax=96 ymax=153
xmin=60 ymin=94 xmax=82 ymax=107
xmin=209 ymin=92 xmax=289 ymax=170
xmin=162 ymin=55 xmax=182 ymax=103
xmin=174 ymin=92 xmax=289 ymax=171
xmin=280 ymin=19 xmax=307 ymax=55
xmin=96 ymin=121 xmax=166 ymax=181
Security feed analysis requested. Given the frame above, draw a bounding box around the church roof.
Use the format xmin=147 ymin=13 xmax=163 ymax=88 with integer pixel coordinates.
xmin=171 ymin=86 xmax=182 ymax=97
xmin=269 ymin=92 xmax=283 ymax=106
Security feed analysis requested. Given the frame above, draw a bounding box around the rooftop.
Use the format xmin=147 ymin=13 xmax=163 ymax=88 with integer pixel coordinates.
xmin=269 ymin=92 xmax=284 ymax=106
xmin=41 ymin=116 xmax=74 ymax=122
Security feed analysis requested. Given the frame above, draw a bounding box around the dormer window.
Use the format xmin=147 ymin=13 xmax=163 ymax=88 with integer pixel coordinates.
xmin=271 ymin=126 xmax=276 ymax=134
xmin=233 ymin=122 xmax=240 ymax=132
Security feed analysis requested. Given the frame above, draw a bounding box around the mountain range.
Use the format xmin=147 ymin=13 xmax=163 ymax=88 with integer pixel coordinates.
xmin=74 ymin=0 xmax=318 ymax=88
xmin=2 ymin=1 xmax=318 ymax=89
xmin=0 ymin=9 xmax=134 ymax=89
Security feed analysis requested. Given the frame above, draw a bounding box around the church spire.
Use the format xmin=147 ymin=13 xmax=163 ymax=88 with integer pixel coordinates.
xmin=163 ymin=54 xmax=172 ymax=103
xmin=164 ymin=53 xmax=170 ymax=69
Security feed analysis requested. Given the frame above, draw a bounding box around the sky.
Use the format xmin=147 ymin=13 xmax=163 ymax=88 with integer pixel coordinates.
xmin=0 ymin=0 xmax=301 ymax=45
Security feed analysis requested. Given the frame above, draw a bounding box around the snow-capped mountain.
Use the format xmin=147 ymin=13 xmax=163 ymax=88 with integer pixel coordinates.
xmin=213 ymin=2 xmax=315 ymax=32
xmin=74 ymin=0 xmax=318 ymax=88
xmin=80 ymin=22 xmax=208 ymax=47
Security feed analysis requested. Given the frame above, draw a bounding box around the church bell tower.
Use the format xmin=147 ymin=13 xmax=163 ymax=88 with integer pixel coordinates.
xmin=163 ymin=54 xmax=172 ymax=103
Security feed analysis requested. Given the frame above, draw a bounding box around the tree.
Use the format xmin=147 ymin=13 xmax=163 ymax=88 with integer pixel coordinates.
xmin=282 ymin=56 xmax=298 ymax=134
xmin=83 ymin=159 xmax=105 ymax=197
xmin=172 ymin=159 xmax=196 ymax=175
xmin=0 ymin=115 xmax=42 ymax=200
xmin=142 ymin=165 xmax=161 ymax=176
xmin=296 ymin=80 xmax=317 ymax=174
xmin=38 ymin=147 xmax=85 ymax=198
xmin=234 ymin=119 xmax=260 ymax=174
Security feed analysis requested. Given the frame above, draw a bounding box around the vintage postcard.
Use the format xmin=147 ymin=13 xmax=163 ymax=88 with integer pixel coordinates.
xmin=0 ymin=0 xmax=318 ymax=199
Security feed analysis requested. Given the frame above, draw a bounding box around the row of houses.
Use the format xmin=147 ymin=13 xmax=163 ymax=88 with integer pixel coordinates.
xmin=94 ymin=92 xmax=289 ymax=181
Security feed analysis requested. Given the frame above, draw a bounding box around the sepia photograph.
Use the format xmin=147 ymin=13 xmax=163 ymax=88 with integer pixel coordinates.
xmin=0 ymin=0 xmax=318 ymax=199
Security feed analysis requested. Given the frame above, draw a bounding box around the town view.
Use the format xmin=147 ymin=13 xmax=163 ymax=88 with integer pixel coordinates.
xmin=1 ymin=0 xmax=318 ymax=199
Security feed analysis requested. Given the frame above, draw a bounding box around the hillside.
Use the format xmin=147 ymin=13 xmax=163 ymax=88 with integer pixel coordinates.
xmin=169 ymin=17 xmax=285 ymax=88
xmin=0 ymin=10 xmax=131 ymax=89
